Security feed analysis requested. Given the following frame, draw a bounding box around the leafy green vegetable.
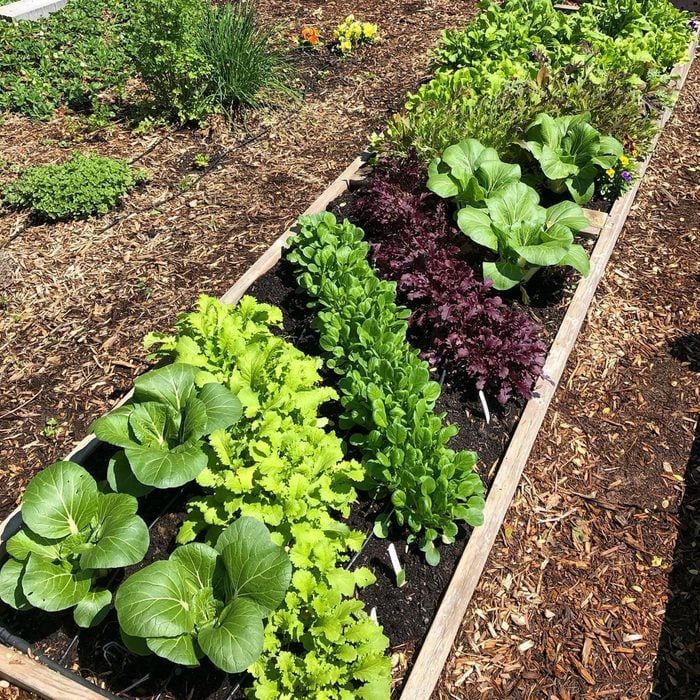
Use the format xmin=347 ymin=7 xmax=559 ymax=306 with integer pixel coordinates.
xmin=427 ymin=138 xmax=521 ymax=206
xmin=518 ymin=112 xmax=623 ymax=203
xmin=146 ymin=295 xmax=392 ymax=698
xmin=287 ymin=213 xmax=485 ymax=565
xmin=91 ymin=363 xmax=242 ymax=494
xmin=0 ymin=461 xmax=148 ymax=627
xmin=2 ymin=153 xmax=146 ymax=222
xmin=457 ymin=182 xmax=591 ymax=290
xmin=115 ymin=516 xmax=291 ymax=672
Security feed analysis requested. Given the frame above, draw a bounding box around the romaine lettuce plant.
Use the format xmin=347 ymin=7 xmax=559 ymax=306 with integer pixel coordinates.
xmin=427 ymin=138 xmax=521 ymax=206
xmin=115 ymin=516 xmax=291 ymax=672
xmin=518 ymin=112 xmax=624 ymax=203
xmin=91 ymin=363 xmax=241 ymax=495
xmin=145 ymin=295 xmax=392 ymax=697
xmin=457 ymin=182 xmax=591 ymax=290
xmin=0 ymin=461 xmax=148 ymax=627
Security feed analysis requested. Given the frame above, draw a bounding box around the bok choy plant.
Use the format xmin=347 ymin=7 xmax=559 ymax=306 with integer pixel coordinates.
xmin=0 ymin=461 xmax=148 ymax=627
xmin=91 ymin=363 xmax=242 ymax=495
xmin=457 ymin=182 xmax=591 ymax=290
xmin=518 ymin=112 xmax=624 ymax=204
xmin=115 ymin=516 xmax=291 ymax=672
xmin=427 ymin=138 xmax=521 ymax=206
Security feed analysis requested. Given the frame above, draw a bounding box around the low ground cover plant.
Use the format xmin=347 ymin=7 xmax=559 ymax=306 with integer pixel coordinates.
xmin=91 ymin=363 xmax=242 ymax=494
xmin=146 ymin=295 xmax=392 ymax=697
xmin=351 ymin=158 xmax=546 ymax=404
xmin=129 ymin=0 xmax=295 ymax=123
xmin=2 ymin=153 xmax=146 ymax=221
xmin=115 ymin=516 xmax=291 ymax=673
xmin=288 ymin=213 xmax=486 ymax=565
xmin=0 ymin=461 xmax=148 ymax=627
xmin=0 ymin=0 xmax=133 ymax=120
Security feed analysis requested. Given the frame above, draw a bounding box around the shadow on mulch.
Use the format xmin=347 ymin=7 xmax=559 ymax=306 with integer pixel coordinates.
xmin=651 ymin=335 xmax=700 ymax=700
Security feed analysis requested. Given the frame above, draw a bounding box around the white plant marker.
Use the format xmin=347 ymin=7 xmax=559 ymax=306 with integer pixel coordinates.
xmin=388 ymin=542 xmax=406 ymax=588
xmin=478 ymin=389 xmax=491 ymax=425
xmin=370 ymin=607 xmax=378 ymax=624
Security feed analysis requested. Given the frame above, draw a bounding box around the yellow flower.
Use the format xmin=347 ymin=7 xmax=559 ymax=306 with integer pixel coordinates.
xmin=339 ymin=38 xmax=352 ymax=54
xmin=619 ymin=155 xmax=630 ymax=166
xmin=606 ymin=168 xmax=616 ymax=178
xmin=363 ymin=23 xmax=378 ymax=40
xmin=631 ymin=148 xmax=639 ymax=157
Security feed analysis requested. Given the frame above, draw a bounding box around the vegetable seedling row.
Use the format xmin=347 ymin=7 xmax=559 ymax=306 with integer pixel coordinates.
xmin=0 ymin=27 xmax=696 ymax=700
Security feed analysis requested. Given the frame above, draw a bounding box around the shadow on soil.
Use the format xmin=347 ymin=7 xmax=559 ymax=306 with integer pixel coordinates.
xmin=651 ymin=333 xmax=700 ymax=699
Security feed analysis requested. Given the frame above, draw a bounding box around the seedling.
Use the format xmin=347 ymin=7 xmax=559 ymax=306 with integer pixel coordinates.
xmin=192 ymin=152 xmax=210 ymax=170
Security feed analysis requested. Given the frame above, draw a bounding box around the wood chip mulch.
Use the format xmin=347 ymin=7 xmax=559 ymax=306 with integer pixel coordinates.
xmin=436 ymin=58 xmax=700 ymax=699
xmin=0 ymin=0 xmax=480 ymax=521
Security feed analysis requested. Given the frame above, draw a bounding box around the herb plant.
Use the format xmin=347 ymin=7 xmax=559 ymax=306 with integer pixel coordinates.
xmin=350 ymin=158 xmax=546 ymax=404
xmin=2 ymin=153 xmax=146 ymax=222
xmin=91 ymin=363 xmax=242 ymax=495
xmin=115 ymin=516 xmax=291 ymax=672
xmin=129 ymin=0 xmax=294 ymax=123
xmin=457 ymin=182 xmax=591 ymax=290
xmin=0 ymin=461 xmax=148 ymax=627
xmin=288 ymin=213 xmax=486 ymax=565
xmin=427 ymin=138 xmax=521 ymax=206
xmin=518 ymin=112 xmax=624 ymax=204
xmin=146 ymin=295 xmax=392 ymax=697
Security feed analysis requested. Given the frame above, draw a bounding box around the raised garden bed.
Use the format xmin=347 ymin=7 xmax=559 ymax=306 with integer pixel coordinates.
xmin=0 ymin=1 xmax=697 ymax=698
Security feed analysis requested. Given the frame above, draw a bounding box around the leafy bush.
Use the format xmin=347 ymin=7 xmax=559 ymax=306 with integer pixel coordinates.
xmin=427 ymin=138 xmax=521 ymax=206
xmin=2 ymin=153 xmax=146 ymax=221
xmin=129 ymin=0 xmax=294 ymax=123
xmin=0 ymin=461 xmax=148 ymax=627
xmin=91 ymin=363 xmax=242 ymax=494
xmin=146 ymin=295 xmax=392 ymax=698
xmin=288 ymin=214 xmax=486 ymax=565
xmin=457 ymin=182 xmax=591 ymax=290
xmin=116 ymin=517 xmax=291 ymax=672
xmin=350 ymin=158 xmax=546 ymax=404
xmin=0 ymin=0 xmax=134 ymax=120
xmin=518 ymin=112 xmax=623 ymax=203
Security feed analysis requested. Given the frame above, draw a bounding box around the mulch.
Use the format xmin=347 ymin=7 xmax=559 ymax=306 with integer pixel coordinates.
xmin=0 ymin=0 xmax=480 ymax=521
xmin=436 ymin=57 xmax=700 ymax=700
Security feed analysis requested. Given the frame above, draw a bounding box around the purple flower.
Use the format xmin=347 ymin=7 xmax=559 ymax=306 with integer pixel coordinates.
xmin=621 ymin=171 xmax=633 ymax=182
xmin=690 ymin=19 xmax=698 ymax=32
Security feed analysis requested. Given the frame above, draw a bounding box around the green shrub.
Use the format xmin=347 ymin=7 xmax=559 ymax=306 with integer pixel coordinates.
xmin=129 ymin=0 xmax=294 ymax=123
xmin=3 ymin=152 xmax=146 ymax=221
xmin=0 ymin=0 xmax=134 ymax=120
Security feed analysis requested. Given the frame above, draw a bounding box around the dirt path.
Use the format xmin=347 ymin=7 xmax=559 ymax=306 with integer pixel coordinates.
xmin=0 ymin=0 xmax=478 ymax=520
xmin=437 ymin=58 xmax=700 ymax=699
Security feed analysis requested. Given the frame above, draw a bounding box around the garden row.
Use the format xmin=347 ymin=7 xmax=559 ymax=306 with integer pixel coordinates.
xmin=0 ymin=0 xmax=696 ymax=698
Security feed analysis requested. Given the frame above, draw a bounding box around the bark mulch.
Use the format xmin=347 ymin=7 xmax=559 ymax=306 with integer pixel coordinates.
xmin=0 ymin=0 xmax=479 ymax=522
xmin=436 ymin=58 xmax=700 ymax=699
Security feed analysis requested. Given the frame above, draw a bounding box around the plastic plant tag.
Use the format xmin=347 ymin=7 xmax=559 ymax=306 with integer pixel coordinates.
xmin=479 ymin=389 xmax=491 ymax=425
xmin=388 ymin=543 xmax=406 ymax=588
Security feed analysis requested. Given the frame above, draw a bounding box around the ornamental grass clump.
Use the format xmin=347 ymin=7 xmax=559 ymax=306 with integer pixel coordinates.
xmin=350 ymin=157 xmax=546 ymax=404
xmin=2 ymin=153 xmax=146 ymax=221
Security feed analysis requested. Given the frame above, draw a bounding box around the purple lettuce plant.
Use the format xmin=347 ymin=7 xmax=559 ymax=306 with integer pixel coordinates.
xmin=349 ymin=156 xmax=546 ymax=404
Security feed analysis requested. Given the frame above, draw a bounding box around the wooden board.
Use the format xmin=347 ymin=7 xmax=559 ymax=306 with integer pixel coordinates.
xmin=0 ymin=0 xmax=66 ymax=21
xmin=0 ymin=645 xmax=106 ymax=700
xmin=398 ymin=36 xmax=698 ymax=700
